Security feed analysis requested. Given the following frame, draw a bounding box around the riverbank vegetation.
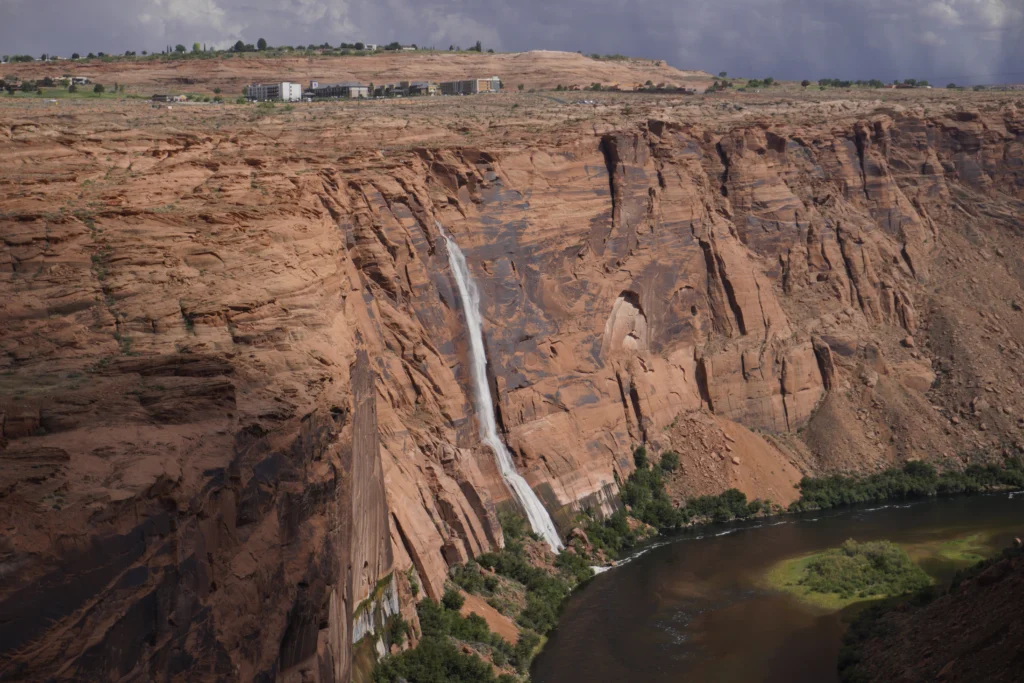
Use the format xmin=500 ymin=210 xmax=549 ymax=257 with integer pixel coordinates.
xmin=372 ymin=587 xmax=531 ymax=683
xmin=578 ymin=446 xmax=781 ymax=557
xmin=790 ymin=457 xmax=1024 ymax=512
xmin=373 ymin=512 xmax=592 ymax=682
xmin=374 ymin=451 xmax=1023 ymax=680
xmin=582 ymin=450 xmax=1024 ymax=561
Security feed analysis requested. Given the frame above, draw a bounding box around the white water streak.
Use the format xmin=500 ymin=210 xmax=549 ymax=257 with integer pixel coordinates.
xmin=439 ymin=224 xmax=563 ymax=551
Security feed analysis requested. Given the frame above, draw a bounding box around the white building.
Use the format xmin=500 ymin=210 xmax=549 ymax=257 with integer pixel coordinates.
xmin=246 ymin=82 xmax=302 ymax=102
xmin=365 ymin=44 xmax=379 ymax=51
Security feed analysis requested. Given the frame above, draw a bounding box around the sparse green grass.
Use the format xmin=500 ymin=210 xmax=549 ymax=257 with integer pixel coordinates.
xmin=4 ymin=87 xmax=141 ymax=100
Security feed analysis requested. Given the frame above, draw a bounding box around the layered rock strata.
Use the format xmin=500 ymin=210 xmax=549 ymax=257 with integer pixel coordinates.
xmin=2 ymin=98 xmax=1024 ymax=680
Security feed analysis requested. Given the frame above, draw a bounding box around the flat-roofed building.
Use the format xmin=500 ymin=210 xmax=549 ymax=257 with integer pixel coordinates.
xmin=439 ymin=76 xmax=502 ymax=96
xmin=408 ymin=81 xmax=438 ymax=96
xmin=308 ymin=81 xmax=370 ymax=99
xmin=246 ymin=82 xmax=302 ymax=101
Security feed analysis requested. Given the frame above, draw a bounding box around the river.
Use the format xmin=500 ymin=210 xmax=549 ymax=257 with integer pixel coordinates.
xmin=531 ymin=492 xmax=1024 ymax=683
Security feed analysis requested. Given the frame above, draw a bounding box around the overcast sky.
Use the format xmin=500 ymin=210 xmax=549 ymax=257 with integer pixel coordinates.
xmin=1 ymin=0 xmax=1023 ymax=84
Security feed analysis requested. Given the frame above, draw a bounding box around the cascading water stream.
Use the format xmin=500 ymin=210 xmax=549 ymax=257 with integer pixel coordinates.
xmin=438 ymin=223 xmax=564 ymax=551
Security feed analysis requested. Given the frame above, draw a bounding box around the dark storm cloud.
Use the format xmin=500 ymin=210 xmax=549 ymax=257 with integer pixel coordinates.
xmin=1 ymin=0 xmax=1022 ymax=84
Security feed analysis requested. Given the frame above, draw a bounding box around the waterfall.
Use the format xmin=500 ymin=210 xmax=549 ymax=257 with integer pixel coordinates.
xmin=438 ymin=223 xmax=564 ymax=552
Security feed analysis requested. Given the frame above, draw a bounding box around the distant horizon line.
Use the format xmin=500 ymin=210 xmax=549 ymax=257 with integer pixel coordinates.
xmin=2 ymin=47 xmax=1022 ymax=87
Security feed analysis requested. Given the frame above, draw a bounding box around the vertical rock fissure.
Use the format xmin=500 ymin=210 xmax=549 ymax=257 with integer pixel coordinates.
xmin=715 ymin=253 xmax=748 ymax=336
xmin=615 ymin=371 xmax=633 ymax=437
xmin=599 ymin=135 xmax=622 ymax=247
xmin=752 ymin=268 xmax=771 ymax=338
xmin=779 ymin=358 xmax=792 ymax=432
xmin=853 ymin=127 xmax=872 ymax=202
xmin=695 ymin=356 xmax=714 ymax=411
xmin=835 ymin=225 xmax=866 ymax=312
xmin=437 ymin=222 xmax=563 ymax=551
xmin=628 ymin=382 xmax=647 ymax=444
xmin=699 ymin=237 xmax=737 ymax=337
xmin=715 ymin=141 xmax=730 ymax=197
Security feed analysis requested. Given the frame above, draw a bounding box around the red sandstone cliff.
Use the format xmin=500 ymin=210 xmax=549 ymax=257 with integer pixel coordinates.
xmin=2 ymin=93 xmax=1024 ymax=680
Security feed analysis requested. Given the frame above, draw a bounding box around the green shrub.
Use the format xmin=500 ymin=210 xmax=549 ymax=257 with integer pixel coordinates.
xmin=487 ymin=596 xmax=515 ymax=616
xmin=659 ymin=451 xmax=680 ymax=472
xmin=620 ymin=461 xmax=686 ymax=529
xmin=554 ymin=549 xmax=593 ymax=583
xmin=633 ymin=445 xmax=648 ymax=469
xmin=582 ymin=509 xmax=637 ymax=555
xmin=372 ymin=636 xmax=501 ymax=683
xmin=498 ymin=510 xmax=529 ymax=541
xmin=384 ymin=594 xmax=533 ymax=679
xmin=684 ymin=488 xmax=761 ymax=523
xmin=451 ymin=561 xmax=486 ymax=594
xmin=442 ymin=586 xmax=465 ymax=611
xmin=476 ymin=531 xmax=591 ymax=635
xmin=801 ymin=540 xmax=931 ymax=599
xmin=513 ymin=628 xmax=541 ymax=669
xmin=388 ymin=614 xmax=410 ymax=647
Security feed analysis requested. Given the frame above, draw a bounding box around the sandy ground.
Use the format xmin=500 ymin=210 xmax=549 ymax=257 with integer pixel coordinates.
xmin=1 ymin=49 xmax=712 ymax=96
xmin=460 ymin=593 xmax=520 ymax=644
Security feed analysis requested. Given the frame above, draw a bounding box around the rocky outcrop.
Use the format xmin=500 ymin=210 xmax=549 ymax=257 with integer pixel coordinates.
xmin=3 ymin=97 xmax=1024 ymax=680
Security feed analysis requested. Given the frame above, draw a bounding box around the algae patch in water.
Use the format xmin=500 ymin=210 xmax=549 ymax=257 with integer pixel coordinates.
xmin=765 ymin=540 xmax=932 ymax=611
xmin=903 ymin=531 xmax=990 ymax=565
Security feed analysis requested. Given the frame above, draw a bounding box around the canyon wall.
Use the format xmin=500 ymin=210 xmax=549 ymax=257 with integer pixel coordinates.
xmin=2 ymin=98 xmax=1024 ymax=680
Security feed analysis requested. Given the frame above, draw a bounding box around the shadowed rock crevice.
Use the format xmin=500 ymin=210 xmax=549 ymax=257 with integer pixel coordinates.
xmin=700 ymin=238 xmax=739 ymax=338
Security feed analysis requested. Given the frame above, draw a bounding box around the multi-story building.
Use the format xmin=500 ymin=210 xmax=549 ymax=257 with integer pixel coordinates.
xmin=439 ymin=76 xmax=502 ymax=96
xmin=408 ymin=81 xmax=439 ymax=96
xmin=307 ymin=81 xmax=370 ymax=99
xmin=246 ymin=82 xmax=302 ymax=101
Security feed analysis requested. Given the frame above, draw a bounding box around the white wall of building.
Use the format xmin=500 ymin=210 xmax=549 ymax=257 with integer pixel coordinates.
xmin=247 ymin=82 xmax=302 ymax=101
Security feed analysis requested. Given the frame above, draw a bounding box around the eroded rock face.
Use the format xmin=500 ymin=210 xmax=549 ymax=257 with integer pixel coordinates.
xmin=2 ymin=99 xmax=1024 ymax=680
